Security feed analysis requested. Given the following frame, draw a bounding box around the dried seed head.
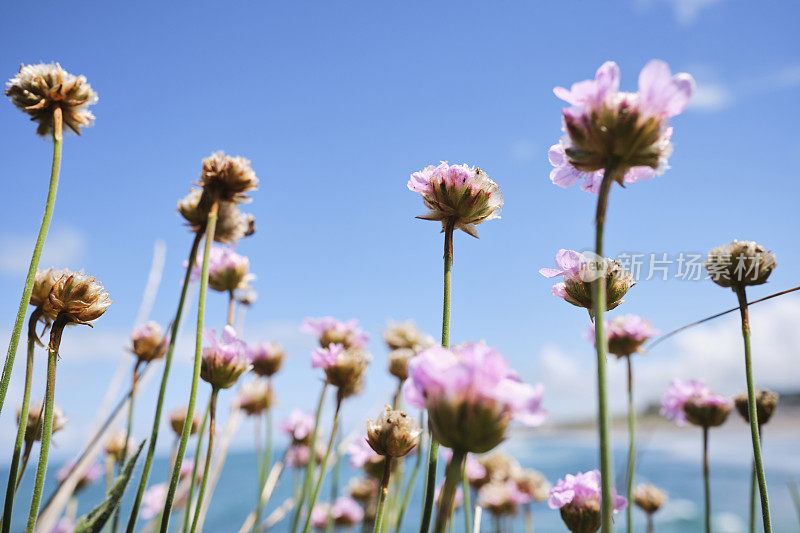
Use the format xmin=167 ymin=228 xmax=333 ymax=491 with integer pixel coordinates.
xmin=179 ymin=188 xmax=256 ymax=245
xmin=348 ymin=477 xmax=379 ymax=503
xmin=323 ymin=348 xmax=370 ymax=399
xmin=684 ymin=396 xmax=732 ymax=428
xmin=705 ymin=240 xmax=776 ymax=289
xmin=734 ymin=389 xmax=778 ymax=426
xmin=474 ymin=451 xmax=521 ymax=488
xmin=248 ymin=342 xmax=285 ymax=377
xmin=5 ymin=63 xmax=98 ymax=136
xmin=633 ymin=484 xmax=667 ymax=515
xmin=168 ymin=406 xmax=201 ymax=437
xmin=31 ymin=268 xmax=68 ymax=310
xmin=237 ymin=380 xmax=273 ymax=416
xmin=48 ymin=271 xmax=112 ymax=325
xmin=104 ymin=430 xmax=134 ymax=462
xmin=388 ymin=348 xmax=415 ymax=381
xmin=131 ymin=321 xmax=168 ymax=363
xmin=513 ymin=469 xmax=551 ymax=502
xmin=235 ymin=287 xmax=258 ymax=306
xmin=382 ymin=320 xmax=434 ymax=352
xmin=199 ymin=151 xmax=258 ymax=204
xmin=366 ymin=406 xmax=421 ymax=458
xmin=18 ymin=399 xmax=67 ymax=442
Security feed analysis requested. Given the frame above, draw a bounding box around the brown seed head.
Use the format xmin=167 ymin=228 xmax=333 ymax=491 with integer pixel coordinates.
xmin=168 ymin=406 xmax=201 ymax=437
xmin=131 ymin=321 xmax=168 ymax=363
xmin=18 ymin=399 xmax=67 ymax=442
xmin=237 ymin=380 xmax=274 ymax=416
xmin=48 ymin=271 xmax=112 ymax=325
xmin=734 ymin=389 xmax=778 ymax=426
xmin=366 ymin=406 xmax=421 ymax=458
xmin=199 ymin=151 xmax=258 ymax=204
xmin=705 ymin=240 xmax=776 ymax=289
xmin=633 ymin=484 xmax=667 ymax=515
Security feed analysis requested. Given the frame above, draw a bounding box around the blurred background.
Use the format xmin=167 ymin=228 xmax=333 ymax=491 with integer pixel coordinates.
xmin=1 ymin=1 xmax=799 ymax=531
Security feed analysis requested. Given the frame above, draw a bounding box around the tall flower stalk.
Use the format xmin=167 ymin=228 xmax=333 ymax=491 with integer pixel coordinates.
xmin=189 ymin=392 xmax=218 ymax=533
xmin=301 ymin=396 xmax=343 ymax=533
xmin=290 ymin=383 xmax=328 ymax=533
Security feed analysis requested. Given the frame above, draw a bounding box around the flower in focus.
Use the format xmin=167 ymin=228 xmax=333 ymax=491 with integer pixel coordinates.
xmin=660 ymin=379 xmax=731 ymax=428
xmin=404 ymin=342 xmax=546 ymax=453
xmin=104 ymin=430 xmax=135 ymax=463
xmin=540 ymin=249 xmax=634 ymax=317
xmin=18 ymin=399 xmax=67 ymax=443
xmin=281 ymin=409 xmax=315 ymax=445
xmin=408 ymin=162 xmax=503 ymax=237
xmin=549 ymin=470 xmax=627 ymax=533
xmin=237 ymin=379 xmax=273 ymax=416
xmin=478 ymin=479 xmax=529 ymax=517
xmin=130 ymin=321 xmax=168 ymax=364
xmin=248 ymin=341 xmax=285 ymax=377
xmin=201 ymin=325 xmax=251 ymax=390
xmin=199 ymin=151 xmax=258 ymax=204
xmin=48 ymin=271 xmax=112 ymax=326
xmin=734 ymin=389 xmax=778 ymax=426
xmin=193 ymin=246 xmax=254 ymax=294
xmin=5 ymin=63 xmax=98 ymax=136
xmin=552 ymin=60 xmax=693 ymax=184
xmin=704 ymin=240 xmax=776 ymax=289
xmin=311 ymin=344 xmax=370 ymax=399
xmin=30 ymin=268 xmax=68 ymax=310
xmin=141 ymin=483 xmax=167 ymax=519
xmin=586 ymin=315 xmax=658 ymax=357
xmin=56 ymin=460 xmax=102 ymax=492
xmin=633 ymin=484 xmax=667 ymax=516
xmin=168 ymin=406 xmax=201 ymax=437
xmin=548 ymin=143 xmax=664 ymax=193
xmin=366 ymin=406 xmax=421 ymax=458
xmin=301 ymin=317 xmax=369 ymax=350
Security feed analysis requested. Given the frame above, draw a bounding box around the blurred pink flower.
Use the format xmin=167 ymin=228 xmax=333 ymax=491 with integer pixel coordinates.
xmin=441 ymin=449 xmax=487 ymax=483
xmin=586 ymin=314 xmax=659 ymax=357
xmin=56 ymin=460 xmax=102 ymax=492
xmin=661 ymin=379 xmax=731 ymax=426
xmin=347 ymin=435 xmax=380 ymax=468
xmin=281 ymin=409 xmax=315 ymax=443
xmin=548 ymin=470 xmax=627 ymax=512
xmin=141 ymin=483 xmax=167 ymax=519
xmin=201 ymin=325 xmax=251 ymax=389
xmin=310 ymin=343 xmax=343 ymax=370
xmin=301 ymin=317 xmax=369 ymax=350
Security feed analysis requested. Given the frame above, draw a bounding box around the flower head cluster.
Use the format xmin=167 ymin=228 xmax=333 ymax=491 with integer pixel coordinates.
xmin=514 ymin=469 xmax=552 ymax=503
xmin=408 ymin=162 xmax=503 ymax=237
xmin=237 ymin=379 xmax=273 ymax=416
xmin=201 ymin=325 xmax=251 ymax=390
xmin=18 ymin=399 xmax=67 ymax=443
xmin=302 ymin=317 xmax=369 ymax=350
xmin=104 ymin=430 xmax=135 ymax=462
xmin=311 ymin=344 xmax=370 ymax=399
xmin=247 ymin=341 xmax=285 ymax=377
xmin=141 ymin=483 xmax=167 ymax=519
xmin=383 ymin=320 xmax=435 ymax=381
xmin=177 ymin=188 xmax=255 ymax=245
xmin=348 ymin=477 xmax=379 ymax=504
xmin=168 ymin=406 xmax=201 ymax=437
xmin=130 ymin=321 xmax=168 ymax=363
xmin=404 ymin=342 xmax=546 ymax=453
xmin=47 ymin=271 xmax=112 ymax=326
xmin=633 ymin=484 xmax=667 ymax=516
xmin=552 ymin=60 xmax=693 ymax=189
xmin=705 ymin=240 xmax=776 ymax=289
xmin=477 ymin=479 xmax=529 ymax=517
xmin=285 ymin=442 xmax=325 ymax=469
xmin=310 ymin=497 xmax=364 ymax=529
xmin=540 ymin=249 xmax=634 ymax=316
xmin=199 ymin=151 xmax=259 ymax=204
xmin=347 ymin=434 xmax=386 ymax=478
xmin=193 ymin=246 xmax=254 ymax=293
xmin=30 ymin=268 xmax=68 ymax=310
xmin=549 ymin=470 xmax=627 ymax=533
xmin=586 ymin=314 xmax=658 ymax=357
xmin=56 ymin=460 xmax=103 ymax=492
xmin=281 ymin=409 xmax=315 ymax=444
xmin=467 ymin=451 xmax=518 ymax=490
xmin=366 ymin=406 xmax=421 ymax=458
xmin=5 ymin=63 xmax=98 ymax=136
xmin=734 ymin=389 xmax=778 ymax=426
xmin=661 ymin=379 xmax=731 ymax=428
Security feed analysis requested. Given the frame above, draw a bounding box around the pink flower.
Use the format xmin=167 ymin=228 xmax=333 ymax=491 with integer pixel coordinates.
xmin=310 ymin=503 xmax=330 ymax=529
xmin=179 ymin=458 xmax=202 ymax=481
xmin=201 ymin=325 xmax=251 ymax=389
xmin=586 ymin=315 xmax=659 ymax=357
xmin=310 ymin=497 xmax=364 ymax=529
xmin=441 ymin=449 xmax=487 ymax=483
xmin=310 ymin=343 xmax=343 ymax=369
xmin=548 ymin=470 xmax=627 ymax=513
xmin=281 ymin=409 xmax=315 ymax=443
xmin=539 ymin=249 xmax=587 ymax=281
xmin=56 ymin=460 xmax=102 ymax=491
xmin=548 ymin=143 xmax=661 ymax=193
xmin=301 ymin=317 xmax=369 ymax=350
xmin=285 ymin=444 xmax=312 ymax=468
xmin=434 ymin=480 xmax=464 ymax=509
xmin=141 ymin=483 xmax=167 ymax=519
xmin=347 ymin=434 xmax=380 ymax=468
xmin=192 ymin=245 xmax=254 ymax=292
xmin=661 ymin=379 xmax=732 ymax=426
xmin=247 ymin=341 xmax=285 ymax=377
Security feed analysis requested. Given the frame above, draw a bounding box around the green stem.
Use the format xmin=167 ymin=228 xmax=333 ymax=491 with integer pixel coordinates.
xmin=625 ymin=356 xmax=635 ymax=533
xmin=461 ymin=462 xmax=472 ymax=533
xmin=394 ymin=415 xmax=425 ymax=533
xmin=419 ymin=220 xmax=454 ymax=533
xmin=703 ymin=426 xmax=710 ymax=533
xmin=373 ymin=458 xmax=394 ymax=533
xmin=646 ymin=514 xmax=653 ymax=533
xmin=290 ymin=382 xmax=328 ymax=533
xmin=735 ymin=286 xmax=772 ymax=533
xmin=25 ymin=316 xmax=67 ymax=532
xmin=432 ymin=449 xmax=464 ymax=533
xmin=227 ymin=290 xmax=236 ymax=326
xmin=189 ymin=390 xmax=217 ymax=533
xmin=0 ymin=111 xmax=63 ymax=416
xmin=160 ymin=200 xmax=218 ymax=533
xmin=111 ymin=362 xmax=140 ymax=533
xmin=301 ymin=396 xmax=343 ymax=533
xmin=126 ymin=230 xmax=203 ymax=533
xmin=749 ymin=460 xmax=757 ymax=533
xmin=254 ymin=406 xmax=272 ymax=533
xmin=182 ymin=402 xmax=210 ymax=533
xmin=593 ymin=173 xmax=615 ymax=533
xmin=324 ymin=433 xmax=342 ymax=533
xmin=2 ymin=311 xmax=39 ymax=532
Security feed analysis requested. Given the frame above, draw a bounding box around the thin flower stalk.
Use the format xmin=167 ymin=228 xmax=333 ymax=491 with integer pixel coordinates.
xmin=111 ymin=361 xmax=142 ymax=532
xmin=126 ymin=231 xmax=203 ymax=532
xmin=253 ymin=404 xmax=273 ymax=533
xmin=702 ymin=427 xmax=710 ymax=533
xmin=373 ymin=457 xmax=394 ymax=533
xmin=625 ymin=356 xmax=635 ymax=533
xmin=182 ymin=403 xmax=210 ymax=533
xmin=189 ymin=391 xmax=218 ymax=533
xmin=290 ymin=383 xmax=328 ymax=533
xmin=0 ymin=109 xmax=63 ymax=415
xmin=160 ymin=201 xmax=219 ymax=532
xmin=433 ymin=450 xmax=465 ymax=533
xmin=394 ymin=415 xmax=425 ymax=533
xmin=462 ymin=464 xmax=472 ymax=533
xmin=301 ymin=397 xmax=343 ymax=533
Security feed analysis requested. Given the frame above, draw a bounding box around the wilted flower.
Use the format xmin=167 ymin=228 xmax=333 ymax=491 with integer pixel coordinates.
xmin=586 ymin=315 xmax=658 ymax=357
xmin=388 ymin=348 xmax=416 ymax=381
xmin=56 ymin=460 xmax=102 ymax=492
xmin=366 ymin=406 xmax=421 ymax=458
xmin=734 ymin=389 xmax=778 ymax=426
xmin=104 ymin=430 xmax=134 ymax=463
xmin=140 ymin=483 xmax=167 ymax=519
xmin=5 ymin=63 xmax=98 ymax=136
xmin=237 ymin=380 xmax=273 ymax=415
xmin=383 ymin=320 xmax=434 ymax=351
xmin=248 ymin=341 xmax=285 ymax=377
xmin=168 ymin=406 xmax=201 ymax=437
xmin=199 ymin=151 xmax=258 ymax=204
xmin=633 ymin=484 xmax=667 ymax=515
xmin=177 ymin=188 xmax=255 ymax=245
xmin=311 ymin=344 xmax=370 ymax=399
xmin=705 ymin=240 xmax=776 ymax=289
xmin=552 ymin=60 xmax=693 ymax=184
xmin=30 ymin=268 xmax=68 ymax=309
xmin=540 ymin=249 xmax=635 ymax=316
xmin=194 ymin=246 xmax=253 ymax=293
xmin=478 ymin=480 xmax=528 ymax=516
xmin=549 ymin=470 xmax=627 ymax=533
xmin=130 ymin=321 xmax=168 ymax=363
xmin=301 ymin=317 xmax=369 ymax=350
xmin=48 ymin=271 xmax=112 ymax=326
xmin=514 ymin=469 xmax=551 ymax=503
xmin=408 ymin=162 xmax=503 ymax=237
xmin=661 ymin=379 xmax=731 ymax=428
xmin=348 ymin=477 xmax=379 ymax=503
xmin=404 ymin=342 xmax=546 ymax=453
xmin=18 ymin=399 xmax=67 ymax=442
xmin=281 ymin=409 xmax=315 ymax=444
xmin=201 ymin=325 xmax=251 ymax=390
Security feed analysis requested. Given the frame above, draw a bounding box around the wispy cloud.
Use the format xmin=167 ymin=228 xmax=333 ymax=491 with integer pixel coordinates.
xmin=689 ymin=64 xmax=800 ymax=113
xmin=0 ymin=226 xmax=88 ymax=276
xmin=634 ymin=0 xmax=727 ymax=26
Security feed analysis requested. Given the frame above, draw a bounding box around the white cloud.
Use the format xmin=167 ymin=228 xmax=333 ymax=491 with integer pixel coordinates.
xmin=690 ymin=82 xmax=734 ymax=112
xmin=635 ymin=0 xmax=726 ymax=26
xmin=687 ymin=63 xmax=800 ymax=113
xmin=0 ymin=226 xmax=87 ymax=276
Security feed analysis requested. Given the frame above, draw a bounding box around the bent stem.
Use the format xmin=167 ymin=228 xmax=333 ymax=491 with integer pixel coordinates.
xmin=160 ymin=200 xmax=219 ymax=533
xmin=432 ymin=449 xmax=464 ymax=533
xmin=301 ymin=395 xmax=343 ymax=533
xmin=2 ymin=310 xmax=41 ymax=532
xmin=0 ymin=109 xmax=63 ymax=416
xmin=625 ymin=356 xmax=635 ymax=533
xmin=25 ymin=315 xmax=67 ymax=533
xmin=189 ymin=390 xmax=217 ymax=533
xmin=373 ymin=457 xmax=394 ymax=533
xmin=702 ymin=427 xmax=710 ymax=533
xmin=290 ymin=383 xmax=328 ymax=533
xmin=419 ymin=220 xmax=454 ymax=533
xmin=735 ymin=286 xmax=772 ymax=533
xmin=126 ymin=230 xmax=203 ymax=532
xmin=593 ymin=173 xmax=615 ymax=533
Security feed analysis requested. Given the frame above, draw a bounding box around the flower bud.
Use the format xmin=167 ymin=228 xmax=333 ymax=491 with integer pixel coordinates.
xmin=734 ymin=389 xmax=778 ymax=426
xmin=382 ymin=320 xmax=434 ymax=352
xmin=633 ymin=484 xmax=667 ymax=515
xmin=201 ymin=326 xmax=251 ymax=390
xmin=313 ymin=345 xmax=370 ymax=399
xmin=248 ymin=342 xmax=285 ymax=377
xmin=201 ymin=247 xmax=253 ymax=293
xmin=366 ymin=406 xmax=421 ymax=458
xmin=131 ymin=321 xmax=168 ymax=363
xmin=168 ymin=406 xmax=201 ymax=437
xmin=237 ymin=380 xmax=273 ymax=416
xmin=5 ymin=63 xmax=98 ymax=136
xmin=705 ymin=240 xmax=776 ymax=289
xmin=199 ymin=151 xmax=258 ymax=204
xmin=587 ymin=315 xmax=657 ymax=358
xmin=18 ymin=399 xmax=67 ymax=442
xmin=48 ymin=271 xmax=112 ymax=325
xmin=104 ymin=431 xmax=134 ymax=463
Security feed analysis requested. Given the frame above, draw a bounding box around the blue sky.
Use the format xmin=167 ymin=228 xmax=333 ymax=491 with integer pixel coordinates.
xmin=1 ymin=0 xmax=800 ymax=457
